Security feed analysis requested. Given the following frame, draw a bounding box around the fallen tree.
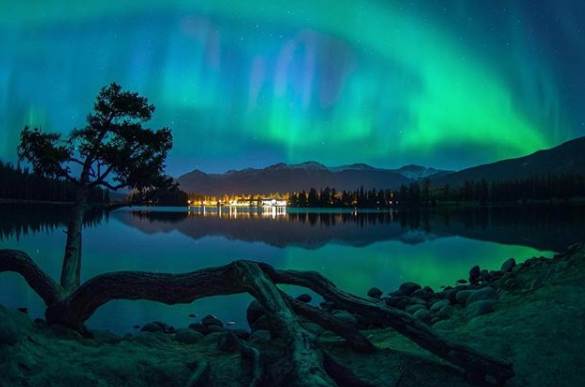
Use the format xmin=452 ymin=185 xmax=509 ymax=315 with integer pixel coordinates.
xmin=0 ymin=249 xmax=514 ymax=385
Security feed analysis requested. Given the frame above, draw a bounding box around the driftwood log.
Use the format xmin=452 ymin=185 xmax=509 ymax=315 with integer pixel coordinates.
xmin=0 ymin=249 xmax=514 ymax=385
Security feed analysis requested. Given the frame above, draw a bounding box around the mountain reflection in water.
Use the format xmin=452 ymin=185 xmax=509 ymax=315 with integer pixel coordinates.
xmin=114 ymin=205 xmax=585 ymax=252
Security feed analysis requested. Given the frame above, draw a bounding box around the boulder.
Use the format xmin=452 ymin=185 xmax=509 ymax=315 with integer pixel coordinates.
xmin=412 ymin=288 xmax=431 ymax=300
xmin=226 ymin=328 xmax=251 ymax=340
xmin=446 ymin=289 xmax=459 ymax=304
xmin=501 ymin=258 xmax=516 ymax=272
xmin=399 ymin=282 xmax=421 ymax=296
xmin=409 ymin=297 xmax=426 ymax=305
xmin=202 ymin=315 xmax=224 ymax=329
xmin=429 ymin=299 xmax=450 ymax=313
xmin=296 ymin=294 xmax=312 ymax=303
xmin=175 ymin=329 xmax=204 ymax=344
xmin=217 ymin=331 xmax=240 ymax=352
xmin=467 ymin=287 xmax=498 ymax=305
xmin=405 ymin=304 xmax=427 ymax=315
xmin=246 ymin=300 xmax=265 ymax=326
xmin=469 ymin=265 xmax=481 ymax=284
xmin=367 ymin=287 xmax=383 ymax=299
xmin=141 ymin=322 xmax=163 ymax=333
xmin=468 ymin=300 xmax=495 ymax=316
xmin=250 ymin=315 xmax=270 ymax=331
xmin=383 ymin=296 xmax=406 ymax=308
xmin=438 ymin=305 xmax=455 ymax=319
xmin=413 ymin=309 xmax=431 ymax=322
xmin=188 ymin=323 xmax=207 ymax=335
xmin=455 ymin=290 xmax=474 ymax=304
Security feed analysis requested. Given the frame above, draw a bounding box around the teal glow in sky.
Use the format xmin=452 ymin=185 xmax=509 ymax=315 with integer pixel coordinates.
xmin=1 ymin=1 xmax=584 ymax=175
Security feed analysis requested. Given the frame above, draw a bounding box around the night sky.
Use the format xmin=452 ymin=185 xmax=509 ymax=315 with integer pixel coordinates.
xmin=1 ymin=1 xmax=584 ymax=176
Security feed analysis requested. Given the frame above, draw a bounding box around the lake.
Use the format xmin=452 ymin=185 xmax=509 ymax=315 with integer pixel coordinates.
xmin=1 ymin=203 xmax=584 ymax=333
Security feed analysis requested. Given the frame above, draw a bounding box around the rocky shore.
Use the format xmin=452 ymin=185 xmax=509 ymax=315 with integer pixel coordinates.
xmin=1 ymin=243 xmax=585 ymax=386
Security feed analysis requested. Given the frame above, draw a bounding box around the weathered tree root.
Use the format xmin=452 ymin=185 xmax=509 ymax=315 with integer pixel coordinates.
xmin=240 ymin=342 xmax=263 ymax=387
xmin=0 ymin=249 xmax=515 ymax=385
xmin=185 ymin=360 xmax=210 ymax=387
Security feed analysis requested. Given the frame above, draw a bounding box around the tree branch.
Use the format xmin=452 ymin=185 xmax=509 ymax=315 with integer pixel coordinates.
xmin=0 ymin=250 xmax=65 ymax=305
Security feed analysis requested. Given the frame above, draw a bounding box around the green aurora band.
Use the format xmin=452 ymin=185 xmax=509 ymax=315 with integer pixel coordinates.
xmin=1 ymin=0 xmax=584 ymax=174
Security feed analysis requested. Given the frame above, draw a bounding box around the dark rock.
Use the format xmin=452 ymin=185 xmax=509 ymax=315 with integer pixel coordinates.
xmin=501 ymin=258 xmax=516 ymax=272
xmin=446 ymin=289 xmax=459 ymax=304
xmin=320 ymin=301 xmax=336 ymax=310
xmin=202 ymin=315 xmax=224 ymax=329
xmin=456 ymin=279 xmax=468 ymax=284
xmin=250 ymin=315 xmax=270 ymax=331
xmin=412 ymin=288 xmax=431 ymax=300
xmin=467 ymin=287 xmax=498 ymax=305
xmin=468 ymin=300 xmax=495 ymax=316
xmin=480 ymin=270 xmax=491 ymax=282
xmin=469 ymin=265 xmax=481 ymax=284
xmin=17 ymin=308 xmax=28 ymax=314
xmin=383 ymin=296 xmax=406 ymax=308
xmin=217 ymin=332 xmax=240 ymax=352
xmin=296 ymin=294 xmax=312 ymax=303
xmin=388 ymin=290 xmax=405 ymax=297
xmin=455 ymin=290 xmax=474 ymax=305
xmin=226 ymin=328 xmax=250 ymax=340
xmin=414 ymin=309 xmax=431 ymax=322
xmin=246 ymin=300 xmax=265 ymax=326
xmin=429 ymin=299 xmax=450 ymax=313
xmin=142 ymin=321 xmax=175 ymax=333
xmin=399 ymin=282 xmax=421 ymax=296
xmin=141 ymin=322 xmax=163 ymax=333
xmin=206 ymin=325 xmax=224 ymax=334
xmin=367 ymin=287 xmax=383 ymax=299
xmin=409 ymin=297 xmax=426 ymax=305
xmin=396 ymin=298 xmax=410 ymax=310
xmin=175 ymin=329 xmax=204 ymax=344
xmin=188 ymin=314 xmax=197 ymax=318
xmin=332 ymin=311 xmax=358 ymax=326
xmin=188 ymin=323 xmax=207 ymax=335
xmin=405 ymin=304 xmax=427 ymax=314
xmin=438 ymin=305 xmax=455 ymax=319
xmin=423 ymin=286 xmax=434 ymax=294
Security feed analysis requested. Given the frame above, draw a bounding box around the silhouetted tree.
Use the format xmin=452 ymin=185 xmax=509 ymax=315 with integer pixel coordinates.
xmin=18 ymin=83 xmax=172 ymax=291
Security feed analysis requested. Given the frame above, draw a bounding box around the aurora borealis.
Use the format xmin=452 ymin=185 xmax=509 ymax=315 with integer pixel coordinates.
xmin=1 ymin=1 xmax=584 ymax=175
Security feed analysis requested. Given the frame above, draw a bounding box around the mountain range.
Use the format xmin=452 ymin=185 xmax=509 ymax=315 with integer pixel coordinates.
xmin=177 ymin=162 xmax=450 ymax=195
xmin=177 ymin=136 xmax=585 ymax=195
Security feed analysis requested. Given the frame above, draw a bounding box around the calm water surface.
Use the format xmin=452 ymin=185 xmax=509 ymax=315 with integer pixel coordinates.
xmin=1 ymin=204 xmax=584 ymax=333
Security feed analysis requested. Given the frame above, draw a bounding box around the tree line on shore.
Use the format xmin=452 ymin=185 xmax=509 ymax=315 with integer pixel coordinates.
xmin=0 ymin=160 xmax=109 ymax=203
xmin=288 ymin=174 xmax=585 ymax=208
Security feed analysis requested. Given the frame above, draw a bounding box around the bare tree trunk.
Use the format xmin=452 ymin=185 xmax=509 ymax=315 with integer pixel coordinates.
xmin=61 ymin=188 xmax=87 ymax=292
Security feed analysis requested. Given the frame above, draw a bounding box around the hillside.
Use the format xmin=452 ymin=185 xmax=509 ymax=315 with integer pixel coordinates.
xmin=433 ymin=136 xmax=585 ymax=187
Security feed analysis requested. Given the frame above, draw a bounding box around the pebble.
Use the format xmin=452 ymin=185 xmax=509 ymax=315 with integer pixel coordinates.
xmin=367 ymin=287 xmax=383 ymax=299
xmin=399 ymin=282 xmax=422 ymax=296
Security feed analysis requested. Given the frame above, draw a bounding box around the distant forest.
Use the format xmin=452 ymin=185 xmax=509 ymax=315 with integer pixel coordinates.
xmin=288 ymin=174 xmax=585 ymax=208
xmin=0 ymin=160 xmax=109 ymax=203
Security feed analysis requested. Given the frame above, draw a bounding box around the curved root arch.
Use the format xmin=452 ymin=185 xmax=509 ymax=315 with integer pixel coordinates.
xmin=0 ymin=249 xmax=514 ymax=385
